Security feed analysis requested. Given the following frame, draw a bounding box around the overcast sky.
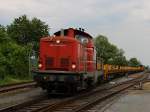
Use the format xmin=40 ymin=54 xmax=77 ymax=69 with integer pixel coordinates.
xmin=0 ymin=0 xmax=149 ymax=66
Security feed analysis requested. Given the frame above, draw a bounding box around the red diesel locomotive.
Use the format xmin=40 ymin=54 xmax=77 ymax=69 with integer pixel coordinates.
xmin=33 ymin=28 xmax=98 ymax=93
xmin=33 ymin=28 xmax=144 ymax=94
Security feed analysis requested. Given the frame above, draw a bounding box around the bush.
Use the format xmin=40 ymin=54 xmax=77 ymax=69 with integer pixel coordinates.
xmin=0 ymin=41 xmax=32 ymax=79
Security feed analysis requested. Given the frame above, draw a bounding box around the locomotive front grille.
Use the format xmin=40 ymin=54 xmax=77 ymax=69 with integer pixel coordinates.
xmin=60 ymin=58 xmax=69 ymax=68
xmin=45 ymin=57 xmax=54 ymax=70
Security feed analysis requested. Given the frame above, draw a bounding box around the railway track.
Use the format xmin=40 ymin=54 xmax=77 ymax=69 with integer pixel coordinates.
xmin=0 ymin=81 xmax=36 ymax=94
xmin=0 ymin=72 xmax=148 ymax=112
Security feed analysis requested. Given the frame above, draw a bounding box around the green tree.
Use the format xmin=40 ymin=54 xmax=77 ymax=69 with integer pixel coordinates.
xmin=94 ymin=35 xmax=114 ymax=63
xmin=94 ymin=35 xmax=127 ymax=65
xmin=0 ymin=41 xmax=32 ymax=78
xmin=6 ymin=43 xmax=30 ymax=77
xmin=111 ymin=49 xmax=128 ymax=65
xmin=145 ymin=65 xmax=149 ymax=70
xmin=0 ymin=25 xmax=9 ymax=79
xmin=0 ymin=51 xmax=7 ymax=79
xmin=7 ymin=15 xmax=49 ymax=50
xmin=0 ymin=24 xmax=32 ymax=78
xmin=0 ymin=25 xmax=9 ymax=43
xmin=0 ymin=15 xmax=50 ymax=80
xmin=128 ymin=58 xmax=141 ymax=66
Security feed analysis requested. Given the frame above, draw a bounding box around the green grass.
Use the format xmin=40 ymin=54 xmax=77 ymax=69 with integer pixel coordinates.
xmin=0 ymin=75 xmax=32 ymax=86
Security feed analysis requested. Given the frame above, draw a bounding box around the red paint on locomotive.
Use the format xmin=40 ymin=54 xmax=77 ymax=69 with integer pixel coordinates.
xmin=38 ymin=28 xmax=96 ymax=73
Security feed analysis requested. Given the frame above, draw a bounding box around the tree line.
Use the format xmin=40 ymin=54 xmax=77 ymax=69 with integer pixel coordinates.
xmin=0 ymin=15 xmax=49 ymax=79
xmin=94 ymin=35 xmax=142 ymax=66
xmin=0 ymin=15 xmax=144 ymax=80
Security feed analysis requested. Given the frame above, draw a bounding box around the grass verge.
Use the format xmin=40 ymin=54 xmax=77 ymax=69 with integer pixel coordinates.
xmin=0 ymin=75 xmax=32 ymax=86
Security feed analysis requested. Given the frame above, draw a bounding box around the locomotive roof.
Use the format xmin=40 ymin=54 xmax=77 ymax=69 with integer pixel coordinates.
xmin=54 ymin=28 xmax=93 ymax=39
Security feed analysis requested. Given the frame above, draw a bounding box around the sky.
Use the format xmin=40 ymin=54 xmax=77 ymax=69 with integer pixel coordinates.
xmin=0 ymin=0 xmax=149 ymax=66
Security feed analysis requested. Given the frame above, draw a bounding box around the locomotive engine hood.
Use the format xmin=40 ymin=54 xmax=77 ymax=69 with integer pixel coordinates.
xmin=39 ymin=36 xmax=79 ymax=72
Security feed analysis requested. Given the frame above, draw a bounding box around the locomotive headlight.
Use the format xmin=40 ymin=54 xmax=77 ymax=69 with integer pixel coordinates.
xmin=38 ymin=63 xmax=42 ymax=68
xmin=72 ymin=64 xmax=76 ymax=69
xmin=56 ymin=40 xmax=60 ymax=44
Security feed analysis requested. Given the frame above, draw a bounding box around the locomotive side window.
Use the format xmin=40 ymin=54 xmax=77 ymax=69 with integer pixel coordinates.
xmin=75 ymin=35 xmax=89 ymax=44
xmin=54 ymin=30 xmax=68 ymax=36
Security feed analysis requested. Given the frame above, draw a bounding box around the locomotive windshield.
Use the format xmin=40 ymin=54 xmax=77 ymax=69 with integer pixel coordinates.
xmin=75 ymin=35 xmax=89 ymax=44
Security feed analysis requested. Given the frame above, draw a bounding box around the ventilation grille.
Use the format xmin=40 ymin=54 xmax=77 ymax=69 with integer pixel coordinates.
xmin=45 ymin=57 xmax=54 ymax=70
xmin=60 ymin=58 xmax=69 ymax=67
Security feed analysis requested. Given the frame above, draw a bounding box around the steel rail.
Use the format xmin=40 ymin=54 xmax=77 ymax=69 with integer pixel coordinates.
xmin=39 ymin=73 xmax=147 ymax=112
xmin=0 ymin=72 xmax=147 ymax=112
xmin=0 ymin=81 xmax=36 ymax=94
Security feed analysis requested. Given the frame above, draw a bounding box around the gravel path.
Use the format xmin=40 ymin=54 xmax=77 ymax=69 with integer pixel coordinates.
xmin=0 ymin=87 xmax=46 ymax=109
